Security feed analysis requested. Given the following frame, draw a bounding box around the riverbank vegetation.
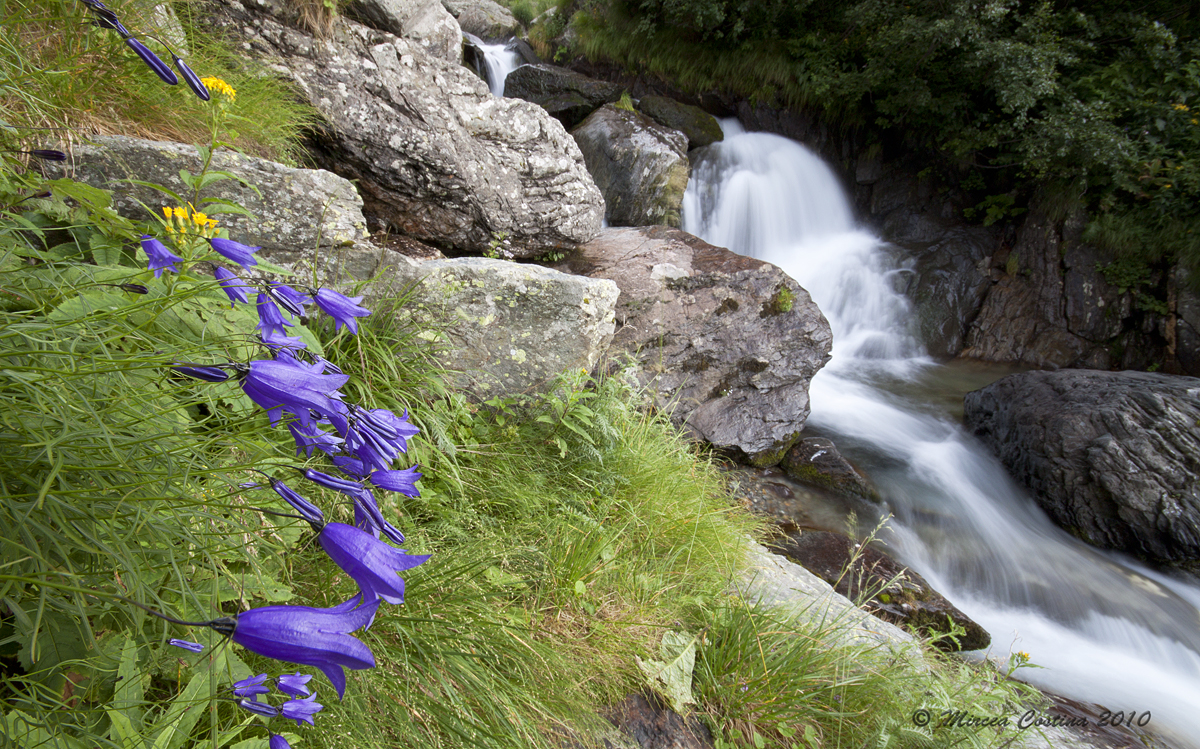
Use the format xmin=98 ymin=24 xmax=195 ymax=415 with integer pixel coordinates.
xmin=3 ymin=1 xmax=1046 ymax=748
xmin=561 ymin=0 xmax=1199 ymax=284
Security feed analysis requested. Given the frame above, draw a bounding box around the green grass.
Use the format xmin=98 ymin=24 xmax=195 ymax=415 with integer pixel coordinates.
xmin=0 ymin=0 xmax=319 ymax=162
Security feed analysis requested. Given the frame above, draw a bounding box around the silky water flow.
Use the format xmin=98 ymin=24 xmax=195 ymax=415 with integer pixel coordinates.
xmin=682 ymin=119 xmax=1200 ymax=746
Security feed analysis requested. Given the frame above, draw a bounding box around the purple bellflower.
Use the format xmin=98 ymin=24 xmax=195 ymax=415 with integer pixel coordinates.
xmin=277 ymin=672 xmax=312 ymax=697
xmin=266 ymin=283 xmax=312 ymax=318
xmin=261 ymin=326 xmax=308 ymax=355
xmin=210 ymin=237 xmax=259 ymax=269
xmin=269 ymin=479 xmax=325 ymax=527
xmin=28 ymin=149 xmax=67 ymax=162
xmin=287 ymin=420 xmax=343 ymax=458
xmin=352 ymin=488 xmax=406 ymax=545
xmin=141 ymin=235 xmax=183 ymax=278
xmin=369 ymin=465 xmax=422 ymax=497
xmin=313 ymin=288 xmax=371 ymax=334
xmin=214 ymin=266 xmax=251 ymax=305
xmin=169 ymin=638 xmax=204 ymax=652
xmin=281 ymin=694 xmax=324 ymax=726
xmin=125 ymin=38 xmax=178 ymax=84
xmin=239 ymin=698 xmax=279 ymax=718
xmin=233 ymin=673 xmax=271 ymax=700
xmin=303 ymin=468 xmax=364 ymax=497
xmin=240 ymin=359 xmax=349 ymax=434
xmin=171 ymin=364 xmax=231 ymax=382
xmin=256 ymin=293 xmax=295 ymax=338
xmin=173 ymin=55 xmax=210 ymax=100
xmin=270 ymin=485 xmax=424 ymax=604
xmin=318 ymin=523 xmax=429 ymax=605
xmin=230 ymin=596 xmax=380 ymax=699
xmin=269 ymin=735 xmax=292 ymax=749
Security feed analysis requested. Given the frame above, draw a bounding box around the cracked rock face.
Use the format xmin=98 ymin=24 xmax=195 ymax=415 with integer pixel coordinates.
xmin=557 ymin=226 xmax=832 ymax=464
xmin=964 ymin=369 xmax=1200 ymax=566
xmin=206 ymin=0 xmax=604 ymax=257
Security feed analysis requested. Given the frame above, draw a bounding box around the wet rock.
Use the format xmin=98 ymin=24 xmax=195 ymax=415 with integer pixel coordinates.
xmin=205 ymin=0 xmax=603 ymax=258
xmin=634 ymin=95 xmax=723 ymax=150
xmin=780 ymin=437 xmax=879 ymax=502
xmin=963 ymin=369 xmax=1200 ymax=566
xmin=883 ymin=213 xmax=996 ymax=358
xmin=441 ymin=0 xmax=519 ymax=39
xmin=555 ymin=226 xmax=831 ymax=465
xmin=605 ymin=694 xmax=713 ymax=749
xmin=724 ymin=466 xmax=885 ymax=539
xmin=1174 ymin=266 xmax=1200 ymax=377
xmin=960 ymin=200 xmax=1152 ymax=369
xmin=571 ymin=105 xmax=690 ymax=228
xmin=49 ymin=134 xmax=368 ymax=254
xmin=347 ymin=0 xmax=462 ymax=63
xmin=504 ymin=63 xmax=623 ymax=130
xmin=769 ymin=531 xmax=991 ymax=651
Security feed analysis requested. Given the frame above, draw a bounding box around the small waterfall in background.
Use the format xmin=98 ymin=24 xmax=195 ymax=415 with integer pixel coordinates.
xmin=683 ymin=121 xmax=1200 ymax=747
xmin=466 ymin=34 xmax=522 ymax=96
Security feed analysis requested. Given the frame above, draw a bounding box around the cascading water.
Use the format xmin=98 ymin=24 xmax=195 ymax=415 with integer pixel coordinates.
xmin=467 ymin=35 xmax=522 ymax=96
xmin=683 ymin=122 xmax=1200 ymax=747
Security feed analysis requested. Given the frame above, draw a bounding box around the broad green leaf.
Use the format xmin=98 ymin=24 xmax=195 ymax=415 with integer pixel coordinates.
xmin=151 ymin=649 xmax=227 ymax=749
xmin=90 ymin=233 xmax=124 ymax=266
xmin=107 ymin=709 xmax=146 ymax=749
xmin=634 ymin=630 xmax=698 ymax=714
xmin=3 ymin=708 xmax=86 ymax=749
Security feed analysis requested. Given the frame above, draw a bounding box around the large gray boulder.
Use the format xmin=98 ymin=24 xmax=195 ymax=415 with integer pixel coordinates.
xmin=49 ymin=135 xmax=368 ymax=254
xmin=964 ymin=369 xmax=1200 ymax=566
xmin=635 ymin=95 xmax=723 ymax=150
xmin=503 ymin=64 xmax=622 ymax=130
xmin=260 ymin=243 xmax=620 ymax=398
xmin=571 ymin=105 xmax=690 ymax=228
xmin=441 ymin=0 xmax=519 ymax=39
xmin=556 ymin=226 xmax=832 ymax=465
xmin=347 ymin=0 xmax=462 ymax=63
xmin=206 ymin=0 xmax=604 ymax=258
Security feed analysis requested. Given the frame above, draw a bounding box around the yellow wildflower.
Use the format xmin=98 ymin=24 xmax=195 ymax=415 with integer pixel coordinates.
xmin=200 ymin=77 xmax=237 ymax=102
xmin=1173 ymin=103 xmax=1190 ymax=111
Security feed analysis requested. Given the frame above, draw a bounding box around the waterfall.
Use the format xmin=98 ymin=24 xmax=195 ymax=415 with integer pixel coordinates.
xmin=466 ymin=34 xmax=522 ymax=96
xmin=683 ymin=122 xmax=1200 ymax=748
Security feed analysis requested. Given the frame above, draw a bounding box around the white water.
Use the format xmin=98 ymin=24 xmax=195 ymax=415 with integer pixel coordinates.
xmin=469 ymin=36 xmax=521 ymax=96
xmin=683 ymin=122 xmax=1200 ymax=747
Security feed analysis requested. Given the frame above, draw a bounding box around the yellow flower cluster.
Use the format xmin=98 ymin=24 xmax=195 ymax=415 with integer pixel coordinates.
xmin=163 ymin=205 xmax=218 ymax=237
xmin=200 ymin=76 xmax=237 ymax=102
xmin=1173 ymin=103 xmax=1190 ymax=111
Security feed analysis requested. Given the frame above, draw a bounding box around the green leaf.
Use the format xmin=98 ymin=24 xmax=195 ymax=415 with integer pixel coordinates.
xmin=151 ymin=648 xmax=231 ymax=749
xmin=198 ymin=197 xmax=255 ymax=218
xmin=125 ymin=179 xmax=187 ymax=207
xmin=2 ymin=709 xmax=86 ymax=749
xmin=108 ymin=709 xmax=146 ymax=749
xmin=635 ymin=630 xmax=698 ymax=713
xmin=90 ymin=233 xmax=124 ymax=266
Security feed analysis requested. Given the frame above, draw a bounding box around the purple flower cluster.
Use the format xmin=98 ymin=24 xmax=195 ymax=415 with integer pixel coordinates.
xmin=232 ymin=673 xmax=322 ymax=748
xmin=157 ymin=245 xmax=429 ymax=722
